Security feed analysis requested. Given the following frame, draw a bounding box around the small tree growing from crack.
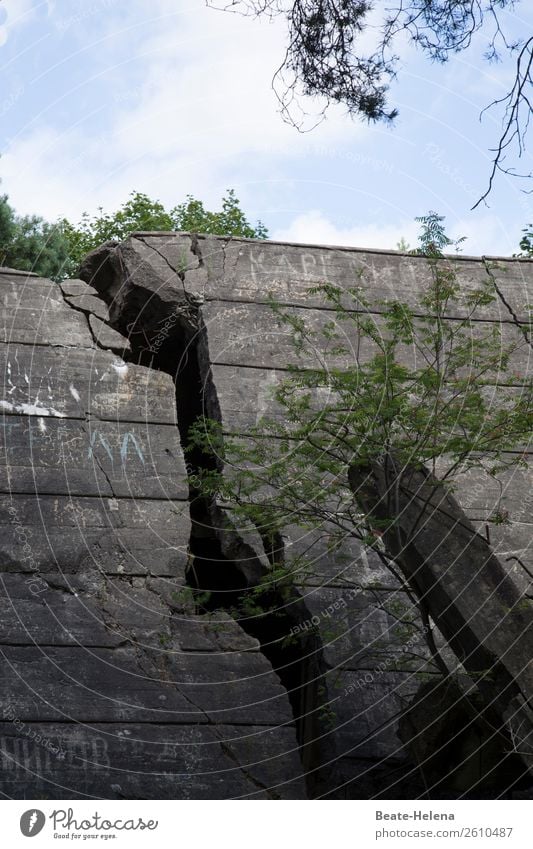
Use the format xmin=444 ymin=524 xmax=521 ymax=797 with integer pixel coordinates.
xmin=189 ymin=213 xmax=532 ymax=716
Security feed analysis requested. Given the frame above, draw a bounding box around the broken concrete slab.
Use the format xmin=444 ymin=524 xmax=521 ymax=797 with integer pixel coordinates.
xmin=349 ymin=458 xmax=533 ymax=772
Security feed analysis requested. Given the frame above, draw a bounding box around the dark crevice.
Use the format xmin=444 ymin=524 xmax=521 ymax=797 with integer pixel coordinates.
xmin=190 ymin=232 xmax=206 ymax=269
xmin=185 ymin=529 xmax=335 ymax=788
xmin=80 ymin=242 xmax=338 ymax=796
xmin=75 ymin=237 xmax=533 ymax=799
xmin=153 ymin=320 xmax=336 ymax=797
xmin=482 ymin=258 xmax=533 ymax=348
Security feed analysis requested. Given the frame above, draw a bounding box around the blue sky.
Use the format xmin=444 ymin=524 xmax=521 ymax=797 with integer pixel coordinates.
xmin=1 ymin=0 xmax=532 ymax=255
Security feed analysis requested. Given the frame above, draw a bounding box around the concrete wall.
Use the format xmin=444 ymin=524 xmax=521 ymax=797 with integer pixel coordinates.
xmin=0 ymin=231 xmax=531 ymax=799
xmin=0 ymin=267 xmax=305 ymax=799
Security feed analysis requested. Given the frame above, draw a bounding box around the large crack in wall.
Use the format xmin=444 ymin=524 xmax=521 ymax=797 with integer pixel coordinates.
xmin=77 ymin=238 xmax=338 ymax=797
xmin=74 ymin=233 xmax=533 ymax=799
xmin=0 ymin=263 xmax=308 ymax=798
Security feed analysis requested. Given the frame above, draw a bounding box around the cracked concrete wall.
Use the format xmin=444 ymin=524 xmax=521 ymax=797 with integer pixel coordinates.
xmin=1 ymin=232 xmax=531 ymax=800
xmin=77 ymin=233 xmax=532 ymax=798
xmin=0 ymin=266 xmax=305 ymax=799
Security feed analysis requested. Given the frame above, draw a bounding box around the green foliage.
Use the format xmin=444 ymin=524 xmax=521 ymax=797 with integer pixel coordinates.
xmin=186 ymin=211 xmax=532 ymax=679
xmin=62 ymin=188 xmax=268 ymax=274
xmin=519 ymin=224 xmax=533 ymax=257
xmin=0 ymin=193 xmax=70 ymax=281
xmin=158 ymin=632 xmax=172 ymax=647
xmin=395 ymin=237 xmax=411 ymax=252
xmin=413 ymin=211 xmax=465 ymax=257
xmin=61 ymin=192 xmax=175 ymax=273
xmin=0 ymin=194 xmax=16 ymax=251
xmin=171 ymin=585 xmax=213 ymax=612
xmin=0 ymin=178 xmax=268 ymax=285
xmin=173 ymin=189 xmax=268 ymax=239
xmin=188 ymin=212 xmax=532 ymax=566
xmin=4 ymin=216 xmax=71 ymax=282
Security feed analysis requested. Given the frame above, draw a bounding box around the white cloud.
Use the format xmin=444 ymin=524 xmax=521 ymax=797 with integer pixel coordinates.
xmin=1 ymin=0 xmax=365 ymax=221
xmin=273 ymin=210 xmax=421 ymax=251
xmin=104 ymin=3 xmax=366 ymax=166
xmin=450 ymin=213 xmax=517 ymax=257
xmin=2 ymin=0 xmax=527 ymax=259
xmin=273 ymin=210 xmax=518 ymax=255
xmin=0 ymin=0 xmax=36 ymax=46
xmin=1 ymin=126 xmax=125 ymax=220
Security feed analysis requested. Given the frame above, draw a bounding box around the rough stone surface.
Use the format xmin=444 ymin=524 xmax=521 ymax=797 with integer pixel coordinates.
xmin=0 ymin=266 xmax=305 ymax=800
xmin=398 ymin=678 xmax=529 ymax=795
xmin=2 ymin=230 xmax=531 ymax=800
xmin=78 ymin=233 xmax=532 ymax=799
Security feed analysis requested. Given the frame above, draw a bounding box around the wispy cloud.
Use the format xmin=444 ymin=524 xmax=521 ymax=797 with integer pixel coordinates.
xmin=274 ymin=209 xmax=518 ymax=255
xmin=1 ymin=0 xmax=529 ymax=256
xmin=0 ymin=0 xmax=36 ymax=46
xmin=1 ymin=0 xmax=364 ymax=220
xmin=273 ymin=211 xmax=421 ymax=251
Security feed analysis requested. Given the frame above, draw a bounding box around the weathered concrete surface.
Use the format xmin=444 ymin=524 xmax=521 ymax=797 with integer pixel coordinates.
xmin=0 ymin=266 xmax=306 ymax=800
xmin=0 ymin=722 xmax=303 ymax=800
xmin=77 ymin=233 xmax=532 ymax=798
xmin=0 ymin=495 xmax=189 ymax=575
xmin=128 ymin=233 xmax=532 ymax=321
xmin=0 ymin=272 xmax=94 ymax=347
xmin=349 ymin=458 xmax=533 ymax=771
xmin=397 ymin=678 xmax=529 ymax=796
